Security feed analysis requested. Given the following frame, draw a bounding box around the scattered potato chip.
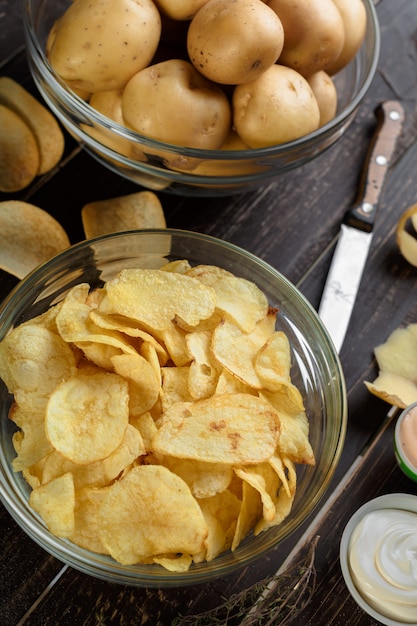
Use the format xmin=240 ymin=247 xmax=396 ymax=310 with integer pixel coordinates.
xmin=0 ymin=77 xmax=64 ymax=175
xmin=0 ymin=200 xmax=71 ymax=279
xmin=98 ymin=465 xmax=209 ymax=565
xmin=365 ymin=323 xmax=417 ymax=408
xmin=29 ymin=472 xmax=75 ymax=538
xmin=81 ymin=191 xmax=166 ymax=239
xmin=0 ymin=262 xmax=315 ymax=571
xmin=45 ymin=371 xmax=129 ymax=464
xmin=0 ymin=105 xmax=39 ymax=192
xmin=396 ymin=202 xmax=417 ymax=266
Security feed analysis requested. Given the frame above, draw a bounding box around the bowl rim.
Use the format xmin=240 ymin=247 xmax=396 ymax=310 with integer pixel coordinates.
xmin=339 ymin=493 xmax=417 ymax=626
xmin=394 ymin=403 xmax=417 ymax=482
xmin=22 ymin=0 xmax=381 ymax=162
xmin=0 ymin=228 xmax=347 ymax=585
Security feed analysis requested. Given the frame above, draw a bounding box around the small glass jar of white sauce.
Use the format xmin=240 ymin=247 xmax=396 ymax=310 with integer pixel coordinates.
xmin=395 ymin=403 xmax=417 ymax=483
xmin=340 ymin=494 xmax=417 ymax=626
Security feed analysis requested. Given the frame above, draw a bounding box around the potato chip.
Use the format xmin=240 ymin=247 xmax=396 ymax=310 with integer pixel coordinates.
xmin=232 ymin=478 xmax=262 ymax=551
xmin=98 ymin=465 xmax=209 ymax=565
xmin=199 ymin=273 xmax=269 ymax=333
xmin=163 ymin=456 xmax=233 ymax=498
xmin=198 ymin=490 xmax=241 ymax=560
xmin=129 ymin=411 xmax=158 ymax=450
xmin=71 ymin=486 xmax=110 ymax=554
xmin=254 ymin=330 xmax=292 ymax=391
xmin=111 ymin=353 xmax=160 ymax=416
xmin=0 ymin=200 xmax=70 ymax=278
xmin=235 ymin=462 xmax=281 ymax=524
xmin=153 ymin=393 xmax=280 ymax=464
xmin=186 ymin=330 xmax=221 ymax=400
xmin=365 ymin=372 xmax=417 ymax=409
xmin=374 ymin=326 xmax=417 ymax=382
xmin=45 ymin=371 xmax=129 ymax=464
xmin=214 ymin=368 xmax=257 ymax=396
xmin=260 ymin=387 xmax=315 ymax=465
xmin=153 ymin=554 xmax=193 ymax=572
xmin=158 ymin=323 xmax=191 ymax=366
xmin=161 ymin=259 xmax=192 ymax=274
xmin=11 ymin=409 xmax=54 ymax=472
xmin=0 ymin=322 xmax=77 ymax=411
xmin=99 ymin=269 xmax=217 ymax=331
xmin=160 ymin=366 xmax=193 ymax=412
xmin=29 ymin=472 xmax=75 ymax=538
xmin=81 ymin=191 xmax=166 ymax=239
xmin=254 ymin=458 xmax=297 ymax=535
xmin=211 ymin=316 xmax=275 ymax=389
xmin=56 ymin=283 xmax=138 ymax=356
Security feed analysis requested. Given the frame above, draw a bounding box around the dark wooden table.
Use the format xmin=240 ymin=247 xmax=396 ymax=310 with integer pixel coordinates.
xmin=1 ymin=1 xmax=417 ymax=624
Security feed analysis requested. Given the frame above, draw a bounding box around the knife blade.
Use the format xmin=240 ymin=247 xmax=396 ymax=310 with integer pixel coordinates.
xmin=318 ymin=100 xmax=405 ymax=353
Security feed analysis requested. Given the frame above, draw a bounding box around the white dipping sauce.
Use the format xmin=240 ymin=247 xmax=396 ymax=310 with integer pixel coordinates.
xmin=348 ymin=508 xmax=417 ymax=623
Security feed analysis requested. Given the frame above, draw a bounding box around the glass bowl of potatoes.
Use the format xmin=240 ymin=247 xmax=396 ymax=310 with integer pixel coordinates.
xmin=0 ymin=229 xmax=346 ymax=586
xmin=23 ymin=0 xmax=379 ymax=196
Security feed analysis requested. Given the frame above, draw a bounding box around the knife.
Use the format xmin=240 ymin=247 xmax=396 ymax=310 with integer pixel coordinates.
xmin=318 ymin=100 xmax=405 ymax=353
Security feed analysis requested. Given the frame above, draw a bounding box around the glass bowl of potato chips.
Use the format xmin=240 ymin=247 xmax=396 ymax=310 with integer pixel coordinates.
xmin=23 ymin=0 xmax=379 ymax=197
xmin=0 ymin=230 xmax=347 ymax=586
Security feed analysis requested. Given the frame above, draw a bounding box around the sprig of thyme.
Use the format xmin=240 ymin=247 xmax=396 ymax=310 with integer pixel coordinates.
xmin=173 ymin=535 xmax=319 ymax=626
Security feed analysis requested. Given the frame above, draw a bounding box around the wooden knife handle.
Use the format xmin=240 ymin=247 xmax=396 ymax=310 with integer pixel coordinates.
xmin=345 ymin=100 xmax=405 ymax=233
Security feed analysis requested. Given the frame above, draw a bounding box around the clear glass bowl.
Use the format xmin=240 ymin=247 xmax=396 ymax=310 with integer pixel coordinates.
xmin=23 ymin=0 xmax=380 ymax=197
xmin=0 ymin=230 xmax=347 ymax=586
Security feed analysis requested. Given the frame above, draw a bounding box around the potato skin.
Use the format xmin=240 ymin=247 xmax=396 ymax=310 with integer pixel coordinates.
xmin=267 ymin=0 xmax=345 ymax=77
xmin=122 ymin=59 xmax=232 ymax=150
xmin=187 ymin=0 xmax=284 ymax=85
xmin=233 ymin=64 xmax=320 ymax=148
xmin=48 ymin=0 xmax=161 ymax=93
xmin=154 ymin=0 xmax=209 ymax=20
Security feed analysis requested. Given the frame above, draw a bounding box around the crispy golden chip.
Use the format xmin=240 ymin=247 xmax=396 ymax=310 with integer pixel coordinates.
xmin=198 ymin=490 xmax=241 ymax=560
xmin=56 ymin=283 xmax=138 ymax=356
xmin=214 ymin=369 xmax=257 ymax=396
xmin=186 ymin=264 xmax=234 ymax=285
xmin=254 ymin=458 xmax=297 ymax=535
xmin=396 ymin=202 xmax=417 ymax=266
xmin=260 ymin=387 xmax=315 ymax=466
xmin=254 ymin=330 xmax=292 ymax=391
xmin=159 ymin=323 xmax=191 ymax=366
xmin=71 ymin=486 xmax=110 ymax=554
xmin=0 ymin=200 xmax=70 ymax=278
xmin=235 ymin=462 xmax=281 ymax=524
xmin=11 ymin=409 xmax=54 ymax=472
xmin=81 ymin=191 xmax=166 ymax=239
xmin=45 ymin=371 xmax=129 ymax=464
xmin=99 ymin=269 xmax=217 ymax=332
xmin=186 ymin=330 xmax=221 ymax=400
xmin=98 ymin=465 xmax=209 ymax=565
xmin=29 ymin=472 xmax=75 ymax=538
xmin=0 ymin=77 xmax=65 ymax=175
xmin=163 ymin=456 xmax=233 ymax=498
xmin=0 ymin=322 xmax=77 ymax=411
xmin=41 ymin=424 xmax=145 ymax=489
xmin=111 ymin=353 xmax=160 ymax=416
xmin=211 ymin=316 xmax=275 ymax=389
xmin=232 ymin=479 xmax=262 ymax=551
xmin=161 ymin=259 xmax=192 ymax=274
xmin=153 ymin=554 xmax=193 ymax=572
xmin=153 ymin=393 xmax=280 ymax=464
xmin=129 ymin=411 xmax=158 ymax=450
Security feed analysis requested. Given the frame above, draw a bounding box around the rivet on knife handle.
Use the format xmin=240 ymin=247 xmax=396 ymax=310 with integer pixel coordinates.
xmin=345 ymin=100 xmax=405 ymax=233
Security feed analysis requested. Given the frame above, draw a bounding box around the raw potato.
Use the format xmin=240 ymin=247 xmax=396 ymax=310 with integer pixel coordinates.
xmin=187 ymin=0 xmax=284 ymax=85
xmin=0 ymin=77 xmax=64 ymax=175
xmin=87 ymin=90 xmax=134 ymax=158
xmin=81 ymin=191 xmax=166 ymax=239
xmin=154 ymin=0 xmax=209 ymax=20
xmin=233 ymin=64 xmax=320 ymax=148
xmin=327 ymin=0 xmax=367 ymax=75
xmin=122 ymin=59 xmax=231 ymax=150
xmin=48 ymin=0 xmax=162 ymax=93
xmin=267 ymin=0 xmax=345 ymax=77
xmin=0 ymin=105 xmax=39 ymax=193
xmin=307 ymin=71 xmax=338 ymax=127
xmin=0 ymin=201 xmax=70 ymax=279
